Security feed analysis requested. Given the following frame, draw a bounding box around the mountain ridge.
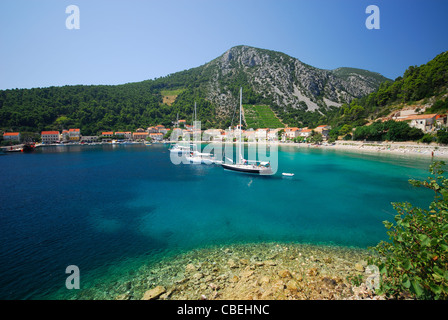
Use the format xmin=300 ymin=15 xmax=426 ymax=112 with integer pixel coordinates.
xmin=0 ymin=45 xmax=393 ymax=135
xmin=193 ymin=45 xmax=390 ymax=115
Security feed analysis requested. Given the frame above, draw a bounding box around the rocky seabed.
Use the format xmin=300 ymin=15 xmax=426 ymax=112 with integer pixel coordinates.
xmin=70 ymin=242 xmax=385 ymax=300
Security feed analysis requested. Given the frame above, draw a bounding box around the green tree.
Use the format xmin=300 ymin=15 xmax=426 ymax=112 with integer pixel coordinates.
xmin=370 ymin=161 xmax=448 ymax=299
xmin=437 ymin=129 xmax=448 ymax=145
xmin=339 ymin=124 xmax=353 ymax=136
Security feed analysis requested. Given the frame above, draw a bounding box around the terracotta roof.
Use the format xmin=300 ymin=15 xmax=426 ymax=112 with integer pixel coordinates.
xmin=69 ymin=128 xmax=80 ymax=132
xmin=102 ymin=132 xmax=114 ymax=135
xmin=301 ymin=129 xmax=313 ymax=132
xmin=3 ymin=132 xmax=20 ymax=136
xmin=404 ymin=114 xmax=437 ymax=120
xmin=41 ymin=131 xmax=59 ymax=135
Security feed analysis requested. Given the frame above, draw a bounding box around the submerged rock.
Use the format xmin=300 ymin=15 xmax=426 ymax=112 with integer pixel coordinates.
xmin=141 ymin=286 xmax=166 ymax=300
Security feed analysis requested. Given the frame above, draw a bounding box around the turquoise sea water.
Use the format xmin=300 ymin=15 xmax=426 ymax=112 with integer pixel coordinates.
xmin=0 ymin=143 xmax=434 ymax=299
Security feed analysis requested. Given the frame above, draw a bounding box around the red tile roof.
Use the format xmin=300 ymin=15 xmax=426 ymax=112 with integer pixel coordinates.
xmin=41 ymin=131 xmax=59 ymax=135
xmin=404 ymin=114 xmax=437 ymax=120
xmin=3 ymin=132 xmax=20 ymax=136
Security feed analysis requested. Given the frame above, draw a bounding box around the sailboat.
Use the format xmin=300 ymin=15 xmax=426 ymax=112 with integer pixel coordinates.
xmin=185 ymin=102 xmax=223 ymax=165
xmin=221 ymin=88 xmax=273 ymax=175
xmin=169 ymin=112 xmax=194 ymax=154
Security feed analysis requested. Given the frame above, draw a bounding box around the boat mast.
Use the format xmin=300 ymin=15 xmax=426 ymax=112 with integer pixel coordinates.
xmin=239 ymin=87 xmax=242 ymax=164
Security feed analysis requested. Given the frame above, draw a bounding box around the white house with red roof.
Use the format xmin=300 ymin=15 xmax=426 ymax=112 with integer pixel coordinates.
xmin=3 ymin=132 xmax=21 ymax=142
xmin=41 ymin=131 xmax=60 ymax=144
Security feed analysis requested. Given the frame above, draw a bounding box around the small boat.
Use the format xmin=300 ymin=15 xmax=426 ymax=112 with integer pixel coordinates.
xmin=282 ymin=173 xmax=294 ymax=177
xmin=169 ymin=143 xmax=191 ymax=154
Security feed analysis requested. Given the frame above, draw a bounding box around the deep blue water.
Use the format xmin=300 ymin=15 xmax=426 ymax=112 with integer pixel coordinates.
xmin=0 ymin=143 xmax=434 ymax=299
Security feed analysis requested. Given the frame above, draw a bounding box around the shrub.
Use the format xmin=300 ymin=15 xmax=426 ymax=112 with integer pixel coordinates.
xmin=437 ymin=129 xmax=448 ymax=145
xmin=370 ymin=161 xmax=448 ymax=299
xmin=419 ymin=134 xmax=435 ymax=144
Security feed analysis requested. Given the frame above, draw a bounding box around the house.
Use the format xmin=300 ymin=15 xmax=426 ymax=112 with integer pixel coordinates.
xmin=284 ymin=127 xmax=301 ymax=140
xmin=149 ymin=132 xmax=163 ymax=141
xmin=267 ymin=128 xmax=281 ymax=141
xmin=147 ymin=127 xmax=158 ymax=133
xmin=436 ymin=115 xmax=447 ymax=128
xmin=402 ymin=114 xmax=437 ymax=132
xmin=101 ymin=132 xmax=114 ymax=138
xmin=68 ymin=128 xmax=81 ymax=141
xmin=115 ymin=132 xmax=133 ymax=140
xmin=314 ymin=125 xmax=330 ymax=139
xmin=114 ymin=132 xmax=132 ymax=140
xmin=133 ymin=132 xmax=149 ymax=140
xmin=81 ymin=136 xmax=99 ymax=143
xmin=300 ymin=129 xmax=313 ymax=138
xmin=41 ymin=131 xmax=60 ymax=144
xmin=244 ymin=129 xmax=256 ymax=142
xmin=255 ymin=128 xmax=268 ymax=141
xmin=158 ymin=128 xmax=169 ymax=135
xmin=60 ymin=130 xmax=69 ymax=142
xmin=3 ymin=132 xmax=21 ymax=142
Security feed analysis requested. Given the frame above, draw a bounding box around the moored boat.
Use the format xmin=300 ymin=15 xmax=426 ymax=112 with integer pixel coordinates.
xmin=221 ymin=88 xmax=273 ymax=175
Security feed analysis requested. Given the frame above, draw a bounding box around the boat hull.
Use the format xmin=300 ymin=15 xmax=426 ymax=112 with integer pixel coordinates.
xmin=222 ymin=163 xmax=272 ymax=175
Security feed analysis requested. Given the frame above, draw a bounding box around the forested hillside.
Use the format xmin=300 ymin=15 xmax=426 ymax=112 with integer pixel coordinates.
xmin=324 ymin=51 xmax=448 ymax=138
xmin=3 ymin=46 xmax=444 ymax=136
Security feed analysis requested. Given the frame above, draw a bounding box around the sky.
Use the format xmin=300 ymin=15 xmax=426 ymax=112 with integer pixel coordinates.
xmin=0 ymin=0 xmax=447 ymax=90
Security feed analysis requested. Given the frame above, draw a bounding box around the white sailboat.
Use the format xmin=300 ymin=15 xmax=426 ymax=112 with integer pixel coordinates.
xmin=221 ymin=88 xmax=273 ymax=175
xmin=185 ymin=102 xmax=223 ymax=165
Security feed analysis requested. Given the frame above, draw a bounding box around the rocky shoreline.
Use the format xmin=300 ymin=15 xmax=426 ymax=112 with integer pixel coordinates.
xmin=68 ymin=242 xmax=386 ymax=300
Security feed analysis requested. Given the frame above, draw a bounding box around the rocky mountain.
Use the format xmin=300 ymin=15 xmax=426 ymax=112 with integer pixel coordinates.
xmin=0 ymin=45 xmax=392 ymax=134
xmin=194 ymin=45 xmax=390 ymax=116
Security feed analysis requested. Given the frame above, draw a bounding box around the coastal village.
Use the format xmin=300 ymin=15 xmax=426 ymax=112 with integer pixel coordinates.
xmin=2 ymin=105 xmax=446 ymax=147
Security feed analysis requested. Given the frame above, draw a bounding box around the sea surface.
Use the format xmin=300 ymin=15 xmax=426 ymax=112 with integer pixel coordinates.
xmin=0 ymin=143 xmax=435 ymax=299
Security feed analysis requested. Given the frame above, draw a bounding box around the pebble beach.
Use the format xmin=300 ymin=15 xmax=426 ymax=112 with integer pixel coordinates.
xmin=296 ymin=141 xmax=448 ymax=159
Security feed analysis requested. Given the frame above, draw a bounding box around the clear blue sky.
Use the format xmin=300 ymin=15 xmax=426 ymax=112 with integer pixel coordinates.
xmin=1 ymin=0 xmax=447 ymax=90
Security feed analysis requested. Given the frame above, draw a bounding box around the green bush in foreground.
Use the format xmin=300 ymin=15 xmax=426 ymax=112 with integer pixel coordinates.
xmin=370 ymin=161 xmax=448 ymax=299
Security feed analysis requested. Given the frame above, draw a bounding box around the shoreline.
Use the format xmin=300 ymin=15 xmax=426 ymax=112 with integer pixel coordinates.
xmin=28 ymin=140 xmax=448 ymax=160
xmin=59 ymin=242 xmax=383 ymax=300
xmin=295 ymin=141 xmax=448 ymax=159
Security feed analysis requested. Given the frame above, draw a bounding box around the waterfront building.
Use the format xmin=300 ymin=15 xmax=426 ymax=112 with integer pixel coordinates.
xmin=133 ymin=132 xmax=149 ymax=140
xmin=68 ymin=128 xmax=81 ymax=141
xmin=403 ymin=114 xmax=437 ymax=133
xmin=300 ymin=129 xmax=313 ymax=138
xmin=267 ymin=128 xmax=281 ymax=141
xmin=3 ymin=132 xmax=21 ymax=142
xmin=284 ymin=127 xmax=300 ymax=140
xmin=149 ymin=132 xmax=163 ymax=141
xmin=314 ymin=125 xmax=330 ymax=139
xmin=41 ymin=131 xmax=60 ymax=144
xmin=81 ymin=136 xmax=99 ymax=143
xmin=101 ymin=132 xmax=114 ymax=138
xmin=60 ymin=130 xmax=69 ymax=142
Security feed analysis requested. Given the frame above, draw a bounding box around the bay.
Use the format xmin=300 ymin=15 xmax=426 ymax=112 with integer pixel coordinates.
xmin=0 ymin=143 xmax=433 ymax=299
